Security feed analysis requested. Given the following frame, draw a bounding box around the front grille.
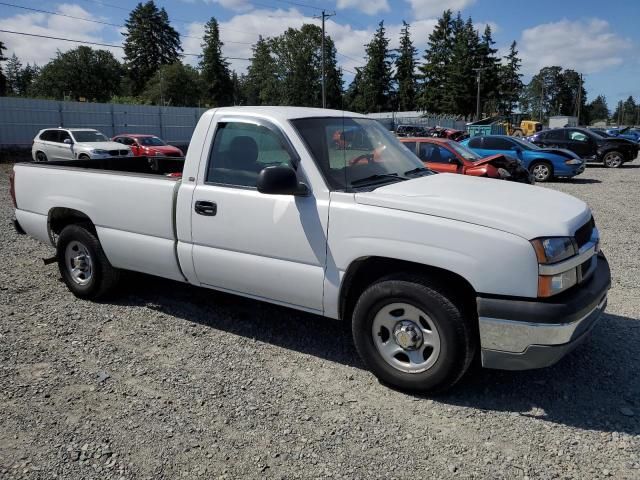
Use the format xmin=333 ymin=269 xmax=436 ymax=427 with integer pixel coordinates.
xmin=107 ymin=150 xmax=129 ymax=156
xmin=574 ymin=217 xmax=594 ymax=249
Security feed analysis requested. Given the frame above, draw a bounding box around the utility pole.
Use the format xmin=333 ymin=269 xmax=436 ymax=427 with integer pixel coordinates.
xmin=314 ymin=10 xmax=335 ymax=108
xmin=472 ymin=64 xmax=486 ymax=121
xmin=576 ymin=73 xmax=582 ymax=125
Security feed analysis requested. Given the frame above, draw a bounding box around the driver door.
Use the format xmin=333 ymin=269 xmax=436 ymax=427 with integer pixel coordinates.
xmin=190 ymin=118 xmax=328 ymax=312
xmin=418 ymin=142 xmax=461 ymax=173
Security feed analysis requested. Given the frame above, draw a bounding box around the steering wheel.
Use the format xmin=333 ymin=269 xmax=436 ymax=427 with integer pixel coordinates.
xmin=348 ymin=153 xmax=374 ymax=166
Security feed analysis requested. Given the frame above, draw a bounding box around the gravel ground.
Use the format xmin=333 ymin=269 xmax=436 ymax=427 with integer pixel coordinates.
xmin=1 ymin=160 xmax=639 ymax=479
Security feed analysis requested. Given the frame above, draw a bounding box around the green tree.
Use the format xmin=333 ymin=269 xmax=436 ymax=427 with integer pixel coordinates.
xmin=417 ymin=10 xmax=454 ymax=112
xmin=520 ymin=66 xmax=564 ymax=121
xmin=586 ymin=95 xmax=609 ymax=123
xmin=395 ymin=21 xmax=417 ymax=111
xmin=476 ymin=24 xmax=500 ymax=115
xmin=360 ymin=21 xmax=393 ymax=112
xmin=443 ymin=14 xmax=480 ymax=116
xmin=558 ymin=69 xmax=586 ymax=121
xmin=344 ymin=67 xmax=366 ymax=112
xmin=612 ymin=96 xmax=637 ymax=125
xmin=498 ymin=41 xmax=523 ymax=115
xmin=231 ymin=71 xmax=245 ymax=105
xmin=4 ymin=53 xmax=21 ymax=95
xmin=244 ymin=36 xmax=279 ymax=105
xmin=123 ymin=1 xmax=182 ymax=95
xmin=323 ymin=36 xmax=343 ymax=109
xmin=31 ymin=46 xmax=122 ymax=102
xmin=0 ymin=40 xmax=7 ymax=96
xmin=199 ymin=17 xmax=233 ymax=107
xmin=17 ymin=64 xmax=39 ymax=96
xmin=141 ymin=62 xmax=203 ymax=106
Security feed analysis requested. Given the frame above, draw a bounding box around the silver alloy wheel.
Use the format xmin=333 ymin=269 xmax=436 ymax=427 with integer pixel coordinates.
xmin=603 ymin=152 xmax=623 ymax=168
xmin=532 ymin=163 xmax=550 ymax=181
xmin=64 ymin=240 xmax=93 ymax=285
xmin=372 ymin=303 xmax=441 ymax=373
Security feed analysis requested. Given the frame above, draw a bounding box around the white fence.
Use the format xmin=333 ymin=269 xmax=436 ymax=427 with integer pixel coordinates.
xmin=0 ymin=97 xmax=208 ymax=147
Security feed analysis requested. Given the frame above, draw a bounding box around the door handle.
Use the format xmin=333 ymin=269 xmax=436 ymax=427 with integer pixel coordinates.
xmin=194 ymin=200 xmax=217 ymax=216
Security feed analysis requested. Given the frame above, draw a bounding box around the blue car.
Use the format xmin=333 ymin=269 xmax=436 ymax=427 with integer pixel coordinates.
xmin=606 ymin=127 xmax=640 ymax=143
xmin=460 ymin=135 xmax=585 ymax=182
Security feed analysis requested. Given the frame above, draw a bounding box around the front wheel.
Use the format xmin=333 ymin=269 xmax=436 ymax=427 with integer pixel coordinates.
xmin=56 ymin=224 xmax=120 ymax=299
xmin=529 ymin=161 xmax=552 ymax=182
xmin=603 ymin=151 xmax=623 ymax=168
xmin=351 ymin=276 xmax=476 ymax=393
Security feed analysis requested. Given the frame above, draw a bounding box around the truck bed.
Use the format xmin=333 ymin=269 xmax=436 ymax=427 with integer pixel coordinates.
xmin=13 ymin=156 xmax=186 ymax=282
xmin=34 ymin=155 xmax=185 ymax=176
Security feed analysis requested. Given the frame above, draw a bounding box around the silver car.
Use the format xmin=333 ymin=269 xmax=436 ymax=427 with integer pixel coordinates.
xmin=32 ymin=128 xmax=132 ymax=161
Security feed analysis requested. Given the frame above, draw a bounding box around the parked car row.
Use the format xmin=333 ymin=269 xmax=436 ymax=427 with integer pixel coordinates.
xmin=31 ymin=127 xmax=183 ymax=162
xmin=527 ymin=127 xmax=639 ymax=168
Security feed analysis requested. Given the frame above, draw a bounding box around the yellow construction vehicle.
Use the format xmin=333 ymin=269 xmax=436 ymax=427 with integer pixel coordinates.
xmin=500 ymin=115 xmax=543 ymax=137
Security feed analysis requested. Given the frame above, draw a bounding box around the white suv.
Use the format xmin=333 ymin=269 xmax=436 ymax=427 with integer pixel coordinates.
xmin=32 ymin=128 xmax=132 ymax=162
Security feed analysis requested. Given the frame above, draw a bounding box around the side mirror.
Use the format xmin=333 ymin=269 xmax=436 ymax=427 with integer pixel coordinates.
xmin=64 ymin=138 xmax=73 ymax=145
xmin=257 ymin=165 xmax=309 ymax=196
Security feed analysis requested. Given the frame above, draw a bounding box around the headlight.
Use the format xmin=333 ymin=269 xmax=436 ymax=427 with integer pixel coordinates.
xmin=565 ymin=159 xmax=582 ymax=165
xmin=531 ymin=237 xmax=576 ymax=264
xmin=531 ymin=237 xmax=578 ymax=297
xmin=497 ymin=168 xmax=511 ymax=179
xmin=92 ymin=149 xmax=108 ymax=155
xmin=538 ymin=269 xmax=577 ymax=297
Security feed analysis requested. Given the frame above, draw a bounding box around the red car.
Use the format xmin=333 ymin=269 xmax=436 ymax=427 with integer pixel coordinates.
xmin=400 ymin=137 xmax=532 ymax=183
xmin=112 ymin=134 xmax=184 ymax=157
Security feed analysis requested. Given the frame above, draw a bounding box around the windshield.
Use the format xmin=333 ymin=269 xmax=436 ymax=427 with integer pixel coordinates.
xmin=71 ymin=130 xmax=109 ymax=142
xmin=292 ymin=117 xmax=431 ymax=190
xmin=511 ymin=137 xmax=541 ymax=150
xmin=447 ymin=141 xmax=481 ymax=161
xmin=138 ymin=136 xmax=167 ymax=146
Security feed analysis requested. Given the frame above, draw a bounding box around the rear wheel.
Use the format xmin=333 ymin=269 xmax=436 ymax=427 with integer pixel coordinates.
xmin=35 ymin=151 xmax=48 ymax=162
xmin=603 ymin=151 xmax=623 ymax=168
xmin=78 ymin=154 xmax=91 ymax=160
xmin=530 ymin=161 xmax=552 ymax=182
xmin=351 ymin=275 xmax=476 ymax=393
xmin=56 ymin=224 xmax=120 ymax=299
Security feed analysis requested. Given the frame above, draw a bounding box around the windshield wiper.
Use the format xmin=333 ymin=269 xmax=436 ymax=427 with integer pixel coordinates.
xmin=404 ymin=166 xmax=431 ymax=176
xmin=350 ymin=173 xmax=407 ymax=186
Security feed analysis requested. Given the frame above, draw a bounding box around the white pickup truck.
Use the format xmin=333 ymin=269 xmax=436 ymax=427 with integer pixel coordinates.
xmin=11 ymin=107 xmax=610 ymax=392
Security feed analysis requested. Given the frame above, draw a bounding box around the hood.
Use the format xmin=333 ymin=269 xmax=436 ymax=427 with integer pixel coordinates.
xmin=141 ymin=145 xmax=183 ymax=155
xmin=355 ymin=173 xmax=590 ymax=239
xmin=536 ymin=148 xmax=580 ymax=159
xmin=75 ymin=141 xmax=130 ymax=151
xmin=470 ymin=153 xmax=516 ymax=167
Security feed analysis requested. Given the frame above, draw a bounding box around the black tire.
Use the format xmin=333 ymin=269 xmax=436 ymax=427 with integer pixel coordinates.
xmin=529 ymin=161 xmax=553 ymax=182
xmin=35 ymin=151 xmax=48 ymax=162
xmin=602 ymin=151 xmax=623 ymax=168
xmin=56 ymin=224 xmax=120 ymax=299
xmin=512 ymin=129 xmax=523 ymax=137
xmin=78 ymin=154 xmax=91 ymax=160
xmin=351 ymin=275 xmax=476 ymax=393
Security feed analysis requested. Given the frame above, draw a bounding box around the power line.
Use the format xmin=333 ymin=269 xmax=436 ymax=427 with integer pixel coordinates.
xmin=0 ymin=29 xmax=251 ymax=60
xmin=0 ymin=1 xmax=253 ymax=45
xmin=269 ymin=0 xmax=324 ymax=11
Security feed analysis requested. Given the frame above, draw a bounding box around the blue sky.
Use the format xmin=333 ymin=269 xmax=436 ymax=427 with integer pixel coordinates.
xmin=1 ymin=0 xmax=638 ymax=109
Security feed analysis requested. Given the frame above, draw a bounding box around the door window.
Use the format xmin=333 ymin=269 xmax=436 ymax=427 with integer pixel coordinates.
xmin=545 ymin=129 xmax=565 ymax=140
xmin=39 ymin=130 xmax=58 ymax=142
xmin=58 ymin=131 xmax=72 ymax=144
xmin=403 ymin=142 xmax=416 ymax=154
xmin=568 ymin=130 xmax=588 ymax=142
xmin=482 ymin=137 xmax=514 ymax=150
xmin=206 ymin=122 xmax=294 ymax=187
xmin=418 ymin=143 xmax=457 ymax=163
xmin=468 ymin=137 xmax=483 ymax=148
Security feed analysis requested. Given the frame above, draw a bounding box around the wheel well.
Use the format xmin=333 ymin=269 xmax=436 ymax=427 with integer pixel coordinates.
xmin=48 ymin=208 xmax=95 ymax=244
xmin=339 ymin=257 xmax=477 ymax=322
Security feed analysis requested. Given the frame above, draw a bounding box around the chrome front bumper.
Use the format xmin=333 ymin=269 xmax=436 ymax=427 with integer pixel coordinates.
xmin=478 ymin=253 xmax=611 ymax=371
